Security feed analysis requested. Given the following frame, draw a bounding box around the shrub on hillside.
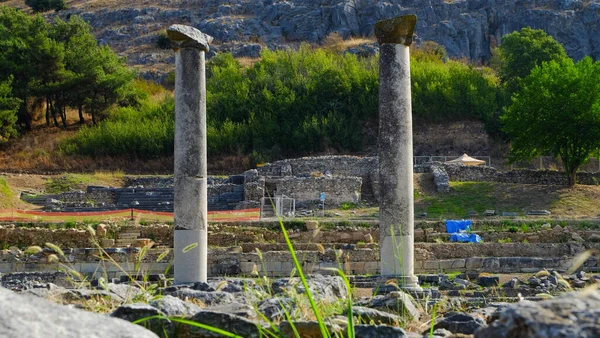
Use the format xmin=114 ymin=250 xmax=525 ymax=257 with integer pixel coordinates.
xmin=25 ymin=0 xmax=67 ymax=12
xmin=156 ymin=31 xmax=171 ymax=50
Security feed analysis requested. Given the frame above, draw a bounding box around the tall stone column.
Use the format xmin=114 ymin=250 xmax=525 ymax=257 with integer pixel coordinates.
xmin=167 ymin=25 xmax=213 ymax=284
xmin=375 ymin=15 xmax=420 ymax=289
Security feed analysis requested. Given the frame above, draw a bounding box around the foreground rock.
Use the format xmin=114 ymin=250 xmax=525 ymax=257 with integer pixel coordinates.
xmin=0 ymin=286 xmax=158 ymax=338
xmin=475 ymin=289 xmax=600 ymax=337
xmin=431 ymin=312 xmax=486 ymax=335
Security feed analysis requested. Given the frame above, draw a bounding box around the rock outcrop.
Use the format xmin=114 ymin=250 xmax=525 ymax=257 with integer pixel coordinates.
xmin=43 ymin=0 xmax=600 ymax=81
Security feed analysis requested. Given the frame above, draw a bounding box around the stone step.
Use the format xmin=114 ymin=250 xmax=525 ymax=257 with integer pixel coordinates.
xmin=115 ymin=240 xmax=136 ymax=247
xmin=117 ymin=233 xmax=140 ymax=239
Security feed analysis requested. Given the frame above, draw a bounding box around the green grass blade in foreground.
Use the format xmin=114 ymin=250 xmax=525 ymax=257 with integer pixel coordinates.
xmin=133 ymin=315 xmax=243 ymax=338
xmin=429 ymin=302 xmax=437 ymax=338
xmin=333 ymin=268 xmax=355 ymax=338
xmin=278 ymin=217 xmax=330 ymax=338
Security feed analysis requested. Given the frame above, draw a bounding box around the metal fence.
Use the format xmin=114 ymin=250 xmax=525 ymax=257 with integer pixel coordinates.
xmin=260 ymin=195 xmax=296 ymax=219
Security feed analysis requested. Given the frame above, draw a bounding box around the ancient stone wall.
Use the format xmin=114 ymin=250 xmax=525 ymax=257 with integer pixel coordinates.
xmin=257 ymin=155 xmax=378 ymax=178
xmin=273 ymin=176 xmax=362 ymax=206
xmin=2 ymin=244 xmax=598 ymax=278
xmin=443 ymin=165 xmax=600 ymax=185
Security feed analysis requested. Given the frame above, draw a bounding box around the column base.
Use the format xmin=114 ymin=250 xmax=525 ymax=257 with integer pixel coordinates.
xmin=174 ymin=229 xmax=207 ymax=284
xmin=379 ymin=275 xmax=422 ymax=291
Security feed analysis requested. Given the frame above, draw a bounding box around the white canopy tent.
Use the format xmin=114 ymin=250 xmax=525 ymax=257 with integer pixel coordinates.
xmin=445 ymin=153 xmax=486 ymax=166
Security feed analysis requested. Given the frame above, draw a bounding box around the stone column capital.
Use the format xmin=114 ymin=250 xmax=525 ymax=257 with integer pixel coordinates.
xmin=374 ymin=15 xmax=417 ymax=46
xmin=167 ymin=24 xmax=214 ymax=52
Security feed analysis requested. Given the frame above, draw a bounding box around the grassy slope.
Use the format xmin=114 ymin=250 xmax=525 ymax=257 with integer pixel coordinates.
xmin=414 ymin=181 xmax=600 ymax=219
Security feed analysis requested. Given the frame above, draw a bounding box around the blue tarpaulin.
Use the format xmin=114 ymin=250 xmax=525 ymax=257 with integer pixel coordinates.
xmin=449 ymin=233 xmax=482 ymax=243
xmin=445 ymin=219 xmax=472 ymax=233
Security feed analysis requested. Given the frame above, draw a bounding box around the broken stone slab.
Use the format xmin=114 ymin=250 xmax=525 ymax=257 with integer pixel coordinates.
xmin=484 ymin=210 xmax=496 ymax=216
xmin=171 ymin=289 xmax=237 ymax=306
xmin=349 ymin=306 xmax=405 ymax=326
xmin=257 ymin=297 xmax=296 ymax=321
xmin=367 ymin=290 xmax=420 ymax=322
xmin=206 ymin=302 xmax=257 ymax=320
xmin=0 ymin=287 xmax=158 ymax=338
xmin=430 ymin=312 xmax=487 ymax=335
xmin=179 ymin=311 xmax=264 ymax=338
xmin=475 ymin=289 xmax=600 ymax=338
xmin=271 ymin=274 xmax=349 ymax=301
xmin=149 ymin=295 xmax=202 ymax=317
xmin=477 ymin=276 xmax=500 ymax=287
xmin=111 ymin=303 xmax=175 ymax=338
xmin=353 ymin=324 xmax=411 ymax=337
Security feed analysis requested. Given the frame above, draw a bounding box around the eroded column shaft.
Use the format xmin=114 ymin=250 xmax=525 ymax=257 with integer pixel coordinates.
xmin=173 ymin=47 xmax=208 ymax=284
xmin=376 ymin=15 xmax=419 ymax=288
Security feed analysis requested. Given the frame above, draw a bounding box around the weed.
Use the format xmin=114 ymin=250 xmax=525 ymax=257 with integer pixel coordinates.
xmin=340 ymin=202 xmax=358 ymax=210
xmin=507 ymin=226 xmax=519 ymax=233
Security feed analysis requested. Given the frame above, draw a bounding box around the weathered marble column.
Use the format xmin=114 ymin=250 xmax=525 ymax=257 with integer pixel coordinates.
xmin=375 ymin=15 xmax=420 ymax=289
xmin=167 ymin=25 xmax=213 ymax=284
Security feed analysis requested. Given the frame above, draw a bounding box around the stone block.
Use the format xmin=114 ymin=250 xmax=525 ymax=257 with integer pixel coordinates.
xmin=482 ymin=258 xmax=500 ymax=270
xmin=264 ymin=262 xmax=282 ymax=272
xmin=240 ymin=262 xmax=256 ymax=274
xmin=423 ymin=261 xmax=439 ymax=271
xmin=414 ymin=228 xmax=424 ymax=241
xmin=439 ymin=260 xmax=455 ymax=270
xmin=302 ymin=262 xmax=316 ymax=273
xmin=499 ymin=257 xmax=520 ymax=272
xmin=466 ymin=257 xmax=483 ymax=270
xmin=0 ymin=263 xmax=13 ymax=273
xmin=306 ymin=221 xmax=319 ymax=230
xmin=281 ymin=262 xmax=295 ymax=273
xmin=451 ymin=259 xmax=466 ymax=269
xmin=363 ymin=261 xmax=379 ymax=273
xmin=349 ymin=262 xmax=365 ymax=274
xmin=101 ymin=239 xmax=115 ymax=248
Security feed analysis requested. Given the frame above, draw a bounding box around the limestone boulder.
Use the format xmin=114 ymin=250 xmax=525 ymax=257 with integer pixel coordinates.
xmin=111 ymin=303 xmax=175 ymax=338
xmin=271 ymin=274 xmax=349 ymax=302
xmin=0 ymin=286 xmax=158 ymax=338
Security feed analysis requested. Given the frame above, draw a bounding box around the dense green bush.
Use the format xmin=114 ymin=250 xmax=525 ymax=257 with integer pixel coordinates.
xmin=207 ymin=45 xmax=501 ymax=159
xmin=25 ymin=0 xmax=67 ymax=12
xmin=412 ymin=58 xmax=502 ymax=124
xmin=60 ymin=95 xmax=175 ymax=158
xmin=64 ymin=44 xmax=503 ymax=160
xmin=156 ymin=31 xmax=171 ymax=50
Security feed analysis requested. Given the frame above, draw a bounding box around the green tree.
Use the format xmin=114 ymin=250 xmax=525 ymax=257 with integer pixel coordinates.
xmin=498 ymin=27 xmax=568 ymax=94
xmin=502 ymin=57 xmax=600 ymax=186
xmin=0 ymin=8 xmax=134 ymax=130
xmin=0 ymin=77 xmax=20 ymax=142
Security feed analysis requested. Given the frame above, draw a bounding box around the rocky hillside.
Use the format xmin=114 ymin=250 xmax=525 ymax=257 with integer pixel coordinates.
xmin=16 ymin=0 xmax=597 ymax=81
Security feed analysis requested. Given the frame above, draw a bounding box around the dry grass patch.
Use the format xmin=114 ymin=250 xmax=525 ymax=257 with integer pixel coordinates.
xmin=320 ymin=32 xmax=376 ymax=52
